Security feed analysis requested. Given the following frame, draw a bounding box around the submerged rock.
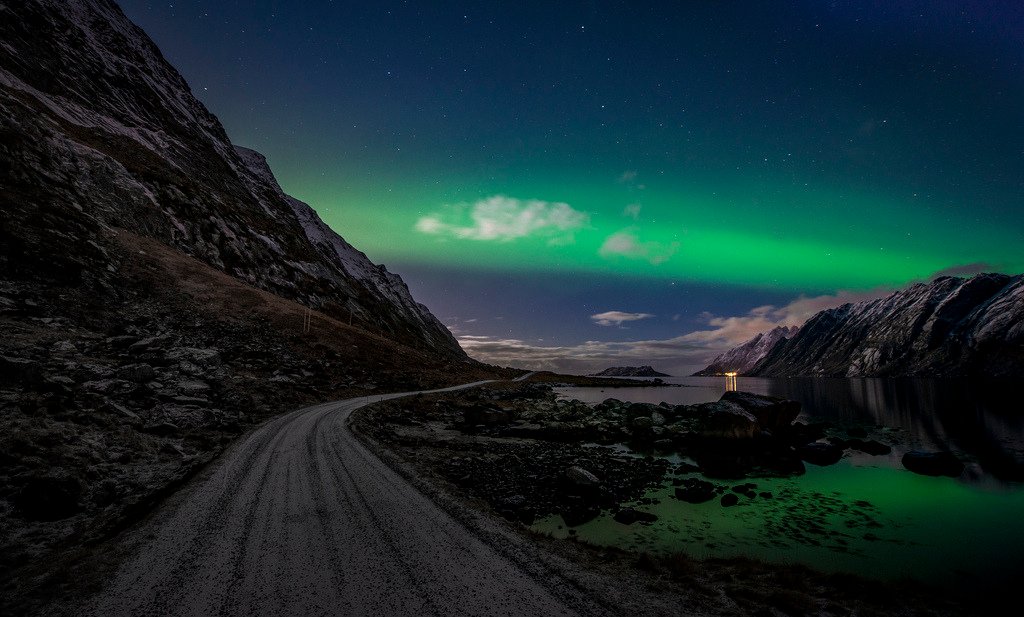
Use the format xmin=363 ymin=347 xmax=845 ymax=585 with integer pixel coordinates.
xmin=674 ymin=479 xmax=717 ymax=503
xmin=847 ymin=439 xmax=892 ymax=456
xmin=797 ymin=442 xmax=844 ymax=466
xmin=613 ymin=508 xmax=658 ymax=525
xmin=902 ymin=451 xmax=964 ymax=477
xmin=561 ymin=504 xmax=601 ymax=527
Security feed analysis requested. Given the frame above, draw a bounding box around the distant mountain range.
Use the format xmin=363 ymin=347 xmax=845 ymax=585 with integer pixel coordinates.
xmin=693 ymin=326 xmax=799 ymax=376
xmin=695 ymin=274 xmax=1024 ymax=378
xmin=590 ymin=366 xmax=671 ymax=377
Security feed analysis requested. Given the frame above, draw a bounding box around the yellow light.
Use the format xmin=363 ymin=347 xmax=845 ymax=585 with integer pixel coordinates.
xmin=724 ymin=371 xmax=738 ymax=377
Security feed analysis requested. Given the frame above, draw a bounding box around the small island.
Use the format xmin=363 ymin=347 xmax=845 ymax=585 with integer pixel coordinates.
xmin=589 ymin=365 xmax=671 ymax=377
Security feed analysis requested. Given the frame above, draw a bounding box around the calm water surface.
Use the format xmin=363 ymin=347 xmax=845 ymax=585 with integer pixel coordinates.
xmin=539 ymin=376 xmax=1024 ymax=588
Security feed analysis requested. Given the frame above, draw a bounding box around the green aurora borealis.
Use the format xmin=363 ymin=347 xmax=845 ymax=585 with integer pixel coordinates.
xmin=301 ymin=172 xmax=1022 ymax=291
xmin=119 ymin=0 xmax=1024 ymax=369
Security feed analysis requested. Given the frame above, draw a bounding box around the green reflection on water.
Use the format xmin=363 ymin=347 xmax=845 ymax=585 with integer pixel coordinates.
xmin=532 ymin=458 xmax=1024 ymax=586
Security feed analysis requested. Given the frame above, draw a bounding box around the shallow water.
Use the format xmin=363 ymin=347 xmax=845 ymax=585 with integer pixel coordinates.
xmin=541 ymin=376 xmax=1024 ymax=587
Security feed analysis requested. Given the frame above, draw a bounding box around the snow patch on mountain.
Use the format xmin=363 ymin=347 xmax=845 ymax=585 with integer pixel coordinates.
xmin=693 ymin=326 xmax=799 ymax=376
xmin=750 ymin=274 xmax=1024 ymax=377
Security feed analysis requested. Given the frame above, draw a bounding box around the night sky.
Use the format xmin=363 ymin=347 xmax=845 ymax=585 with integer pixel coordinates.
xmin=119 ymin=1 xmax=1024 ymax=374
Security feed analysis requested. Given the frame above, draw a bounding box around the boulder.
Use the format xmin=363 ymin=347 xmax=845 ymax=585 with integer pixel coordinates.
xmin=564 ymin=466 xmax=601 ymax=488
xmin=902 ymin=451 xmax=964 ymax=477
xmin=848 ymin=439 xmax=892 ymax=456
xmin=631 ymin=416 xmax=654 ymax=430
xmin=13 ymin=473 xmax=84 ymax=521
xmin=674 ymin=479 xmax=716 ymax=503
xmin=560 ymin=504 xmax=600 ymax=527
xmin=174 ymin=380 xmax=211 ymax=395
xmin=614 ymin=508 xmax=658 ymax=525
xmin=116 ymin=363 xmax=156 ymax=383
xmin=128 ymin=336 xmax=165 ymax=355
xmin=624 ymin=402 xmax=652 ymax=419
xmin=0 ymin=355 xmax=42 ymax=384
xmin=720 ymin=391 xmax=800 ymax=432
xmin=463 ymin=407 xmax=511 ymax=426
xmin=692 ymin=401 xmax=759 ymax=440
xmin=105 ymin=334 xmax=140 ymax=349
xmin=797 ymin=442 xmax=844 ymax=466
xmin=166 ymin=347 xmax=222 ymax=368
xmin=51 ymin=340 xmax=77 ymax=354
xmin=143 ymin=421 xmax=180 ymax=436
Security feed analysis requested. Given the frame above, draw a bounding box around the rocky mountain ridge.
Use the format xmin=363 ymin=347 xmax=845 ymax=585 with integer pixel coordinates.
xmin=693 ymin=326 xmax=799 ymax=376
xmin=698 ymin=274 xmax=1024 ymax=378
xmin=1 ymin=0 xmax=461 ymax=358
xmin=0 ymin=1 xmax=508 ymax=610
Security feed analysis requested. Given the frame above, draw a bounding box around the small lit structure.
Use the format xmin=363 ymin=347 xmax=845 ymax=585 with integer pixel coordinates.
xmin=724 ymin=371 xmax=738 ymax=392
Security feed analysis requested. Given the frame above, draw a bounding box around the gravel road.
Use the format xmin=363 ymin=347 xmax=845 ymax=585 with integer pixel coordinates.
xmin=81 ymin=380 xmax=588 ymax=616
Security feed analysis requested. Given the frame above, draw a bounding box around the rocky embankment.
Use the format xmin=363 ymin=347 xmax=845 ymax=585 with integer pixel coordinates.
xmin=354 ymin=382 xmax=927 ymax=530
xmin=0 ymin=237 xmax=511 ymax=614
xmin=353 ymin=382 xmax=974 ymax=616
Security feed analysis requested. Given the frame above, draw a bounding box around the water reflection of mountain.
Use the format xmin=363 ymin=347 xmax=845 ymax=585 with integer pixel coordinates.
xmin=766 ymin=378 xmax=1024 ymax=483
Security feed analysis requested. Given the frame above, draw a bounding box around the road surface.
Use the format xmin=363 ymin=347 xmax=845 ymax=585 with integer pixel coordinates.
xmin=82 ymin=380 xmax=587 ymax=616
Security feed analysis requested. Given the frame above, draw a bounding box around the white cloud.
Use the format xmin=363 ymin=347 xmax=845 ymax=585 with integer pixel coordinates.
xmin=458 ymin=288 xmax=894 ymax=375
xmin=677 ymin=288 xmax=892 ymax=347
xmin=590 ymin=310 xmax=655 ymax=327
xmin=457 ymin=265 xmax=994 ymax=376
xmin=623 ymin=203 xmax=642 ymax=220
xmin=599 ymin=228 xmax=678 ymax=265
xmin=415 ymin=195 xmax=588 ymax=245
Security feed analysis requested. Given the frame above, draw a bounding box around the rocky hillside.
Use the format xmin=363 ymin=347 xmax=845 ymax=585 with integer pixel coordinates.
xmin=748 ymin=274 xmax=1024 ymax=377
xmin=693 ymin=326 xmax=799 ymax=376
xmin=589 ymin=366 xmax=670 ymax=377
xmin=0 ymin=1 xmax=515 ymax=612
xmin=0 ymin=0 xmax=461 ymax=357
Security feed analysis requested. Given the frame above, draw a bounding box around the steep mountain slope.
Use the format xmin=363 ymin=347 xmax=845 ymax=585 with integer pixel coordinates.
xmin=693 ymin=326 xmax=799 ymax=376
xmin=0 ymin=1 xmax=513 ymax=610
xmin=0 ymin=0 xmax=461 ymax=357
xmin=749 ymin=274 xmax=1024 ymax=377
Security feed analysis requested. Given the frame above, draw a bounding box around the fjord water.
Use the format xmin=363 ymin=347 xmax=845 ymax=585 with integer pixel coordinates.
xmin=543 ymin=377 xmax=1024 ymax=588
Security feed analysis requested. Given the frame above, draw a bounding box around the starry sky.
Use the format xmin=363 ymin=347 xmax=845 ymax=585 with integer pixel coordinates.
xmin=120 ymin=0 xmax=1023 ymax=374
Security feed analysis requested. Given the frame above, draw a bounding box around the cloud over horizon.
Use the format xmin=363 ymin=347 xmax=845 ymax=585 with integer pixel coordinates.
xmin=415 ymin=195 xmax=588 ymax=245
xmin=590 ymin=310 xmax=655 ymax=327
xmin=458 ymin=287 xmax=894 ymax=375
xmin=599 ymin=227 xmax=678 ymax=265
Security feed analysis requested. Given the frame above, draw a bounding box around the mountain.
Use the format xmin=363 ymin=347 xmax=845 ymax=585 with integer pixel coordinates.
xmin=693 ymin=326 xmax=800 ymax=376
xmin=0 ymin=0 xmax=461 ymax=358
xmin=590 ymin=366 xmax=671 ymax=377
xmin=0 ymin=1 xmax=513 ymax=607
xmin=748 ymin=274 xmax=1024 ymax=377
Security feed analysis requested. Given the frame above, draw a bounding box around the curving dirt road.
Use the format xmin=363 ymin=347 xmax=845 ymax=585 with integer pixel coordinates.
xmin=81 ymin=379 xmax=588 ymax=616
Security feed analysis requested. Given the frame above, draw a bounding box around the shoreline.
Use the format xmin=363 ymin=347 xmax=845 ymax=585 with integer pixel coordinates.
xmin=349 ymin=381 xmax=980 ymax=616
